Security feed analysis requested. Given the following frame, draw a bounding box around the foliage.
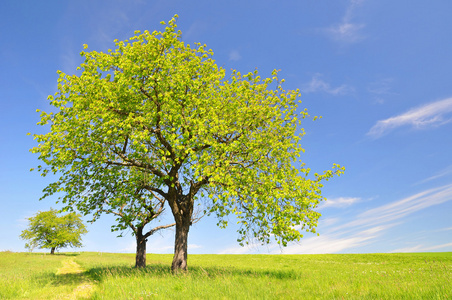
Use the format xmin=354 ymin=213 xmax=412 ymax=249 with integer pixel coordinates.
xmin=30 ymin=15 xmax=343 ymax=269
xmin=20 ymin=209 xmax=87 ymax=253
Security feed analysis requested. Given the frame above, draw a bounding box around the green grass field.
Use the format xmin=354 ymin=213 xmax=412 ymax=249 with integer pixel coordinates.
xmin=0 ymin=251 xmax=450 ymax=299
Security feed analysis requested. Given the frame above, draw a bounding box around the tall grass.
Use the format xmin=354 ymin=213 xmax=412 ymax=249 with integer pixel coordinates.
xmin=1 ymin=251 xmax=450 ymax=299
xmin=75 ymin=252 xmax=451 ymax=299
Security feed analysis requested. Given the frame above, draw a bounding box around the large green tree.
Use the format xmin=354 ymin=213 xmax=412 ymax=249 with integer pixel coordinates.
xmin=20 ymin=209 xmax=87 ymax=254
xmin=31 ymin=16 xmax=343 ymax=271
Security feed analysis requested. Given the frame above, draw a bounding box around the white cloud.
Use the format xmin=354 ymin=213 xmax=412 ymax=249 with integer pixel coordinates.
xmin=16 ymin=210 xmax=41 ymax=229
xmin=390 ymin=242 xmax=452 ymax=253
xmin=319 ymin=217 xmax=340 ymax=228
xmin=327 ymin=23 xmax=365 ymax=44
xmin=60 ymin=49 xmax=78 ymax=74
xmin=219 ymin=224 xmax=392 ymax=255
xmin=218 ymin=244 xmax=258 ymax=255
xmin=417 ymin=164 xmax=452 ymax=185
xmin=184 ymin=20 xmax=210 ymax=41
xmin=119 ymin=241 xmax=136 ymax=253
xmin=325 ymin=0 xmax=366 ymax=44
xmin=279 ymin=225 xmax=388 ymax=254
xmin=335 ymin=184 xmax=452 ymax=233
xmin=368 ymin=78 xmax=397 ymax=104
xmin=229 ymin=50 xmax=242 ymax=61
xmin=16 ymin=217 xmax=30 ymax=229
xmin=282 ymin=185 xmax=452 ymax=253
xmin=368 ymin=78 xmax=395 ymax=96
xmin=217 ymin=184 xmax=452 ymax=254
xmin=188 ymin=244 xmax=203 ymax=250
xmin=148 ymin=244 xmax=173 ymax=253
xmin=367 ymin=97 xmax=452 ymax=138
xmin=302 ymin=74 xmax=353 ymax=95
xmin=321 ymin=197 xmax=361 ymax=209
xmin=118 ymin=237 xmax=202 ymax=254
xmin=89 ymin=5 xmax=131 ymax=49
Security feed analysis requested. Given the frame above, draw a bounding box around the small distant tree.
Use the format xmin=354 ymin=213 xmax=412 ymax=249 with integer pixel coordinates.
xmin=20 ymin=209 xmax=87 ymax=254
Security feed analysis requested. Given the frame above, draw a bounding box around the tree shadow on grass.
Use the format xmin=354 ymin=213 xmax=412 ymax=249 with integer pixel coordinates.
xmin=85 ymin=263 xmax=300 ymax=283
xmin=26 ymin=252 xmax=81 ymax=257
xmin=32 ymin=271 xmax=90 ymax=289
xmin=51 ymin=272 xmax=89 ymax=287
xmin=54 ymin=252 xmax=81 ymax=257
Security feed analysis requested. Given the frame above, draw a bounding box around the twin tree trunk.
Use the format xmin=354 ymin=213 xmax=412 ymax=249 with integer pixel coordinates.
xmin=134 ymin=220 xmax=191 ymax=271
xmin=134 ymin=215 xmax=191 ymax=270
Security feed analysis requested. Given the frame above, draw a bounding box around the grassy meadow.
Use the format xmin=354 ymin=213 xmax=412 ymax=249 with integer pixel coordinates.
xmin=0 ymin=251 xmax=450 ymax=299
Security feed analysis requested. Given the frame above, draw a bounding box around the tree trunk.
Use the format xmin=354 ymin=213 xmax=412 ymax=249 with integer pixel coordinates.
xmin=171 ymin=218 xmax=190 ymax=272
xmin=50 ymin=247 xmax=55 ymax=255
xmin=135 ymin=226 xmax=147 ymax=268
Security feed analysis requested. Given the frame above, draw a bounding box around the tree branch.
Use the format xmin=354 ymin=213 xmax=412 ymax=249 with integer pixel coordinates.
xmin=107 ymin=152 xmax=168 ymax=180
xmin=143 ymin=185 xmax=168 ymax=199
xmin=143 ymin=222 xmax=176 ymax=239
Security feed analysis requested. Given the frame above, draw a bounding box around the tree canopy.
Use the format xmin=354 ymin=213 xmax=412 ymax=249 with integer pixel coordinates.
xmin=31 ymin=15 xmax=344 ymax=271
xmin=20 ymin=209 xmax=87 ymax=254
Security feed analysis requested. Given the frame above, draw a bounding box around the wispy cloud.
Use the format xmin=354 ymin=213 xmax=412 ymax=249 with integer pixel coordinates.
xmin=286 ymin=184 xmax=452 ymax=253
xmin=184 ymin=20 xmax=210 ymax=41
xmin=188 ymin=244 xmax=203 ymax=250
xmin=321 ymin=197 xmax=361 ymax=209
xmin=137 ymin=243 xmax=201 ymax=253
xmin=89 ymin=7 xmax=132 ymax=50
xmin=319 ymin=217 xmax=341 ymax=228
xmin=327 ymin=23 xmax=365 ymax=44
xmin=57 ymin=2 xmax=135 ymax=73
xmin=219 ymin=244 xmax=257 ymax=254
xmin=16 ymin=211 xmax=39 ymax=229
xmin=16 ymin=217 xmax=30 ymax=230
xmin=368 ymin=78 xmax=395 ymax=96
xmin=368 ymin=78 xmax=397 ymax=104
xmin=390 ymin=242 xmax=452 ymax=253
xmin=280 ymin=224 xmax=392 ymax=254
xmin=325 ymin=0 xmax=366 ymax=44
xmin=119 ymin=241 xmax=137 ymax=253
xmin=218 ymin=237 xmax=276 ymax=254
xmin=60 ymin=44 xmax=79 ymax=74
xmin=229 ymin=50 xmax=242 ymax=61
xmin=338 ymin=184 xmax=452 ymax=232
xmin=218 ymin=184 xmax=452 ymax=254
xmin=302 ymin=74 xmax=354 ymax=95
xmin=417 ymin=164 xmax=452 ymax=185
xmin=367 ymin=97 xmax=452 ymax=138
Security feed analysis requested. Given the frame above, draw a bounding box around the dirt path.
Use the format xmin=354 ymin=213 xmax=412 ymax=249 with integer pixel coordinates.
xmin=55 ymin=258 xmax=94 ymax=299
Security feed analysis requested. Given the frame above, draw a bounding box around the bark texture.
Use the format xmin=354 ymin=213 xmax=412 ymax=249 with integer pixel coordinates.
xmin=168 ymin=175 xmax=205 ymax=272
xmin=135 ymin=226 xmax=147 ymax=268
xmin=171 ymin=219 xmax=190 ymax=272
xmin=50 ymin=247 xmax=56 ymax=255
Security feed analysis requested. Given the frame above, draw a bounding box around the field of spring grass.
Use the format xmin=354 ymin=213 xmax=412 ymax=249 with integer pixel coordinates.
xmin=0 ymin=251 xmax=450 ymax=299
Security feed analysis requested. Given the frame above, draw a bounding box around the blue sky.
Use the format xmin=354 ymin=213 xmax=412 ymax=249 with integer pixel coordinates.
xmin=1 ymin=0 xmax=451 ymax=255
